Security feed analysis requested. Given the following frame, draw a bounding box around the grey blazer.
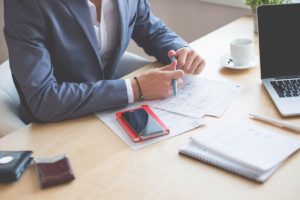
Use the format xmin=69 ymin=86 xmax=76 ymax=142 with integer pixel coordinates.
xmin=4 ymin=0 xmax=187 ymax=123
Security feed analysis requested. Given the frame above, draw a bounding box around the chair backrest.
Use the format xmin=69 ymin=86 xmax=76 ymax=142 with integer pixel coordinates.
xmin=0 ymin=60 xmax=25 ymax=137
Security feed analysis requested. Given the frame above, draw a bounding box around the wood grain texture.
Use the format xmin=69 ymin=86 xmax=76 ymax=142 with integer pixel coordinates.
xmin=0 ymin=17 xmax=299 ymax=200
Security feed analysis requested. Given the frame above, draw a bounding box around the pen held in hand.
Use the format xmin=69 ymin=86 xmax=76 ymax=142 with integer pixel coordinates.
xmin=170 ymin=56 xmax=178 ymax=96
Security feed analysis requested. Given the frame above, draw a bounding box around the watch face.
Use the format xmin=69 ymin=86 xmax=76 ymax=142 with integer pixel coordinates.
xmin=0 ymin=156 xmax=14 ymax=164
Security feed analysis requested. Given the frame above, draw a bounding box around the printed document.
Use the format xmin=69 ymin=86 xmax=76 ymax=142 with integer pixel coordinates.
xmin=96 ymin=75 xmax=242 ymax=149
xmin=146 ymin=76 xmax=242 ymax=118
xmin=96 ymin=107 xmax=205 ymax=150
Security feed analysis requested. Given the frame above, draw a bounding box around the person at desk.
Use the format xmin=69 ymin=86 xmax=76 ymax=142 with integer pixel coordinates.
xmin=3 ymin=0 xmax=205 ymax=124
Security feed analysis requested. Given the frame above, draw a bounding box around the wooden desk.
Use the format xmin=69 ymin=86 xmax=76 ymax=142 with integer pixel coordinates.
xmin=1 ymin=17 xmax=299 ymax=200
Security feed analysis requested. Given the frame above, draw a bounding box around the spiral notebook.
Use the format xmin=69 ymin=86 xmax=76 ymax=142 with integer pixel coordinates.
xmin=179 ymin=141 xmax=281 ymax=182
xmin=179 ymin=122 xmax=300 ymax=183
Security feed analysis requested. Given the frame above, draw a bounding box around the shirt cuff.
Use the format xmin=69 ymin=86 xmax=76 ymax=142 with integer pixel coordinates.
xmin=125 ymin=79 xmax=134 ymax=103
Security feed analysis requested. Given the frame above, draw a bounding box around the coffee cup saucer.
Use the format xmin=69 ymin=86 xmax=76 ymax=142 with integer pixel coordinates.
xmin=218 ymin=54 xmax=259 ymax=69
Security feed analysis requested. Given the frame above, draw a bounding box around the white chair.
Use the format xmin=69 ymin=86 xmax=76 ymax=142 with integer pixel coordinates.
xmin=0 ymin=60 xmax=25 ymax=137
xmin=112 ymin=52 xmax=151 ymax=79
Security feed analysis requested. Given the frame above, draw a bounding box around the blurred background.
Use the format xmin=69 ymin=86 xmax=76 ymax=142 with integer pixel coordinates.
xmin=0 ymin=0 xmax=251 ymax=63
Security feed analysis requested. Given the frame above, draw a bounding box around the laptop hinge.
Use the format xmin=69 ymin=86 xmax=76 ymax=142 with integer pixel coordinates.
xmin=274 ymin=75 xmax=300 ymax=80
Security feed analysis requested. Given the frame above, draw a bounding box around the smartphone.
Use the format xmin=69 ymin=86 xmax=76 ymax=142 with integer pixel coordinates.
xmin=116 ymin=105 xmax=169 ymax=142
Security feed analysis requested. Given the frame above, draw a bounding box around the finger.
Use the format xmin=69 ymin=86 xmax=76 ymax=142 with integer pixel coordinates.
xmin=176 ymin=49 xmax=188 ymax=68
xmin=194 ymin=60 xmax=206 ymax=74
xmin=168 ymin=50 xmax=177 ymax=59
xmin=164 ymin=69 xmax=184 ymax=80
xmin=182 ymin=51 xmax=197 ymax=72
xmin=166 ymin=89 xmax=173 ymax=97
xmin=188 ymin=56 xmax=202 ymax=74
xmin=177 ymin=78 xmax=184 ymax=89
xmin=161 ymin=60 xmax=177 ymax=71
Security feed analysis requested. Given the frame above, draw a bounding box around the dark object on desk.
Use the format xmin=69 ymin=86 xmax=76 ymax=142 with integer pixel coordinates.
xmin=0 ymin=151 xmax=33 ymax=183
xmin=116 ymin=105 xmax=169 ymax=142
xmin=257 ymin=3 xmax=300 ymax=116
xmin=34 ymin=155 xmax=75 ymax=188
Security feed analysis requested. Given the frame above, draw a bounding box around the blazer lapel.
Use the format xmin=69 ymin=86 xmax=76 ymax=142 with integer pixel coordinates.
xmin=105 ymin=0 xmax=128 ymax=78
xmin=116 ymin=0 xmax=127 ymax=48
xmin=61 ymin=0 xmax=102 ymax=69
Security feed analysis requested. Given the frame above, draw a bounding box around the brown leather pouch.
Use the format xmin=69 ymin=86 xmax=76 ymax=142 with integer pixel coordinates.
xmin=34 ymin=155 xmax=75 ymax=188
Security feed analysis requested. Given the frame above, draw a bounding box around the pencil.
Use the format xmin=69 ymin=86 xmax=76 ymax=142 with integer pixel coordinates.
xmin=249 ymin=113 xmax=300 ymax=133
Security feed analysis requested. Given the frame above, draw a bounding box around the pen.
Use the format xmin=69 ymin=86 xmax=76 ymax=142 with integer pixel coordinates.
xmin=170 ymin=56 xmax=177 ymax=96
xmin=249 ymin=113 xmax=300 ymax=133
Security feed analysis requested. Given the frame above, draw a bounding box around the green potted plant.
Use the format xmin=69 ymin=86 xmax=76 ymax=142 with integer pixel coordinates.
xmin=246 ymin=0 xmax=291 ymax=33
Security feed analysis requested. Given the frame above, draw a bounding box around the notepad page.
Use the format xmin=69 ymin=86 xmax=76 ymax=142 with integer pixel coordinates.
xmin=190 ymin=122 xmax=300 ymax=173
xmin=179 ymin=141 xmax=280 ymax=182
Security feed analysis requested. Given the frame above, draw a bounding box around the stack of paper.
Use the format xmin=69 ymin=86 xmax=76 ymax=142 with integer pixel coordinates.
xmin=179 ymin=122 xmax=300 ymax=182
xmin=96 ymin=76 xmax=242 ymax=150
xmin=96 ymin=107 xmax=205 ymax=150
xmin=146 ymin=75 xmax=242 ymax=118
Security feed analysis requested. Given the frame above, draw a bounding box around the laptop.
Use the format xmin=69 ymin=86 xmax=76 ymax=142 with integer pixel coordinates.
xmin=257 ymin=3 xmax=300 ymax=116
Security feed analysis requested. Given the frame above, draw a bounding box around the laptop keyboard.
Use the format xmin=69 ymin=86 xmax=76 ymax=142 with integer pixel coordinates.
xmin=270 ymin=79 xmax=300 ymax=98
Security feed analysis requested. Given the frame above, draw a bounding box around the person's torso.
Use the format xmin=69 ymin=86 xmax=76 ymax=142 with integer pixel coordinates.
xmin=88 ymin=0 xmax=120 ymax=69
xmin=35 ymin=0 xmax=139 ymax=82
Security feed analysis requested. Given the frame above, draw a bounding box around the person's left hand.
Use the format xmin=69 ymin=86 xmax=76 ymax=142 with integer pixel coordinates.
xmin=168 ymin=47 xmax=206 ymax=74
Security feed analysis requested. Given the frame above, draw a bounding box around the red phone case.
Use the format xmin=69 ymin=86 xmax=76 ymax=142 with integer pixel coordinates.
xmin=116 ymin=105 xmax=169 ymax=142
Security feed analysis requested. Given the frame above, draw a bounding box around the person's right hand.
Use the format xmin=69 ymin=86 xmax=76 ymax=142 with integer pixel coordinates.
xmin=131 ymin=60 xmax=184 ymax=101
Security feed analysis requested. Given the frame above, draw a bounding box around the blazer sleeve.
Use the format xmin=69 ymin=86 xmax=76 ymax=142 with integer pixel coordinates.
xmin=132 ymin=0 xmax=189 ymax=65
xmin=3 ymin=0 xmax=129 ymax=123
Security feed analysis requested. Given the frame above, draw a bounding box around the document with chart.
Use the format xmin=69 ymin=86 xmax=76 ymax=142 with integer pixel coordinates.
xmin=146 ymin=75 xmax=242 ymax=118
xmin=96 ymin=75 xmax=242 ymax=150
xmin=96 ymin=107 xmax=205 ymax=150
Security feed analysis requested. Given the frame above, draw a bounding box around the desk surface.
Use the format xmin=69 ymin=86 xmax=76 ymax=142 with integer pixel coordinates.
xmin=1 ymin=17 xmax=300 ymax=200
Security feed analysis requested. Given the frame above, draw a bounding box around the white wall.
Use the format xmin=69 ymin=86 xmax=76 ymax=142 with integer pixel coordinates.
xmin=198 ymin=0 xmax=248 ymax=8
xmin=0 ymin=1 xmax=7 ymax=64
xmin=128 ymin=0 xmax=250 ymax=60
xmin=0 ymin=0 xmax=250 ymax=63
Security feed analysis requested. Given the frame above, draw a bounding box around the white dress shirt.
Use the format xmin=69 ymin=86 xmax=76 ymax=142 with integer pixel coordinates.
xmin=88 ymin=0 xmax=134 ymax=103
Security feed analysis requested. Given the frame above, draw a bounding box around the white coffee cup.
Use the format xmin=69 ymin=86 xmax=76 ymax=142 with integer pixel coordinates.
xmin=230 ymin=38 xmax=254 ymax=66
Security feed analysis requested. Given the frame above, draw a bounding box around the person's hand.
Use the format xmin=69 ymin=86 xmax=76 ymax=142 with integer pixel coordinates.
xmin=168 ymin=47 xmax=206 ymax=74
xmin=131 ymin=60 xmax=184 ymax=101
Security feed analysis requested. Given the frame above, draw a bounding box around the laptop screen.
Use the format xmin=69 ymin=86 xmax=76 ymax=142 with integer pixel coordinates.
xmin=258 ymin=4 xmax=300 ymax=79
